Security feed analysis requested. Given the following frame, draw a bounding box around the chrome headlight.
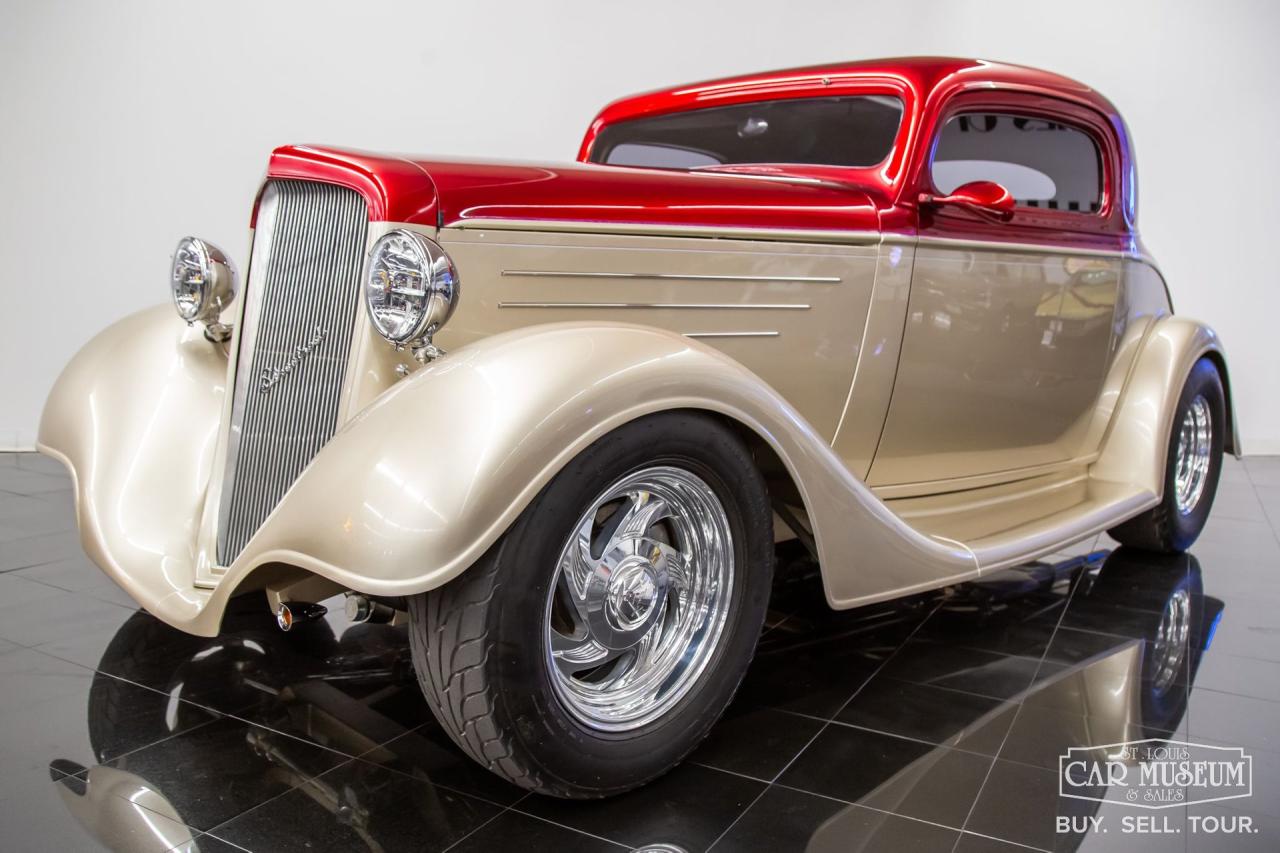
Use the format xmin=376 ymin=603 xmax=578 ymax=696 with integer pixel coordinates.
xmin=364 ymin=230 xmax=459 ymax=346
xmin=170 ymin=236 xmax=237 ymax=325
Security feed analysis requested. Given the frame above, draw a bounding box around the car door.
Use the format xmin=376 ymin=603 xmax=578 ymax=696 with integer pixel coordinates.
xmin=867 ymin=93 xmax=1126 ymax=489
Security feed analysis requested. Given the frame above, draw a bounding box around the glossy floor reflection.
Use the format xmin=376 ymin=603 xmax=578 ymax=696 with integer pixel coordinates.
xmin=1 ymin=451 xmax=1278 ymax=852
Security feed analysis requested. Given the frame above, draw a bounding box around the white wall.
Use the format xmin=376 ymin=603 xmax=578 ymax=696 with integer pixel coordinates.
xmin=3 ymin=0 xmax=1278 ymax=452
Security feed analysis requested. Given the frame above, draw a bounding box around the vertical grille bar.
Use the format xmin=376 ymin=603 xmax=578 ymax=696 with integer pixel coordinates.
xmin=218 ymin=180 xmax=368 ymax=563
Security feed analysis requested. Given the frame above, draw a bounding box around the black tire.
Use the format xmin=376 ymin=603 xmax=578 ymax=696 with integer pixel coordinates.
xmin=1108 ymin=358 xmax=1224 ymax=553
xmin=408 ymin=411 xmax=774 ymax=798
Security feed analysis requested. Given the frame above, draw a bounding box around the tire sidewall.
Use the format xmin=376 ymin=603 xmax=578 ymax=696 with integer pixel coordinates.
xmin=483 ymin=412 xmax=773 ymax=793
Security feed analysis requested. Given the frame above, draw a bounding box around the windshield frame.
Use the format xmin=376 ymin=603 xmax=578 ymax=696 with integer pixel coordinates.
xmin=582 ymin=79 xmax=917 ymax=192
xmin=586 ymin=93 xmax=905 ymax=174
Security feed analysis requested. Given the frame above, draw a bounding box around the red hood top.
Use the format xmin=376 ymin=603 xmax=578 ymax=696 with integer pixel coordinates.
xmin=264 ymin=145 xmax=885 ymax=234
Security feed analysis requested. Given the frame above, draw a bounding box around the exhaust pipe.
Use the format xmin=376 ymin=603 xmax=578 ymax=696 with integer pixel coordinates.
xmin=276 ymin=601 xmax=327 ymax=632
xmin=344 ymin=593 xmax=396 ymax=625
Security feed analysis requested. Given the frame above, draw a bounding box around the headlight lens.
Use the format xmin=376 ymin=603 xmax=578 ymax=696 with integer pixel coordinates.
xmin=364 ymin=230 xmax=459 ymax=345
xmin=170 ymin=236 xmax=237 ymax=325
xmin=171 ymin=237 xmax=212 ymax=321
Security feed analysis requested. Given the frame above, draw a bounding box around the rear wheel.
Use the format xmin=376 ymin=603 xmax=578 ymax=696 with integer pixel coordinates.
xmin=1109 ymin=358 xmax=1224 ymax=552
xmin=408 ymin=411 xmax=774 ymax=797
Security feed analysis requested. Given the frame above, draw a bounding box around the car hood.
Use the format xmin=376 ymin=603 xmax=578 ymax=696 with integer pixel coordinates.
xmin=264 ymin=145 xmax=885 ymax=234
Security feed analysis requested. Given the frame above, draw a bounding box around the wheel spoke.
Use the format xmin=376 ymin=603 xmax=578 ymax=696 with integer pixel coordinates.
xmin=558 ymin=517 xmax=597 ymax=622
xmin=636 ymin=537 xmax=690 ymax=591
xmin=629 ymin=620 xmax=665 ymax=679
xmin=549 ymin=631 xmax=620 ymax=678
xmin=611 ymin=491 xmax=671 ymax=543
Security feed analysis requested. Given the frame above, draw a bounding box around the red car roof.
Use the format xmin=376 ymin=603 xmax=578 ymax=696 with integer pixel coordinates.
xmin=578 ymin=56 xmax=1118 ymax=161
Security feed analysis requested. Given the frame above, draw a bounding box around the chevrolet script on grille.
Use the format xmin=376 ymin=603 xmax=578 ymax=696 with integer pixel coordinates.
xmin=259 ymin=324 xmax=328 ymax=394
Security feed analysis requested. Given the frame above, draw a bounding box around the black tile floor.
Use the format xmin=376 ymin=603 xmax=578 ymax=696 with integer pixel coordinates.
xmin=1 ymin=450 xmax=1278 ymax=852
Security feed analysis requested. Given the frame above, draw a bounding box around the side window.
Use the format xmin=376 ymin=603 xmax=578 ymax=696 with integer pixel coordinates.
xmin=932 ymin=113 xmax=1102 ymax=213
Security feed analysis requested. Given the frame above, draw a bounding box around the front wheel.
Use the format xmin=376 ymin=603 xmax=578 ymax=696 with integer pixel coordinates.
xmin=408 ymin=411 xmax=774 ymax=798
xmin=1109 ymin=358 xmax=1225 ymax=552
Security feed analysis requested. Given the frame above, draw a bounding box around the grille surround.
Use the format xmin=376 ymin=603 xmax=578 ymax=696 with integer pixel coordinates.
xmin=217 ymin=180 xmax=369 ymax=564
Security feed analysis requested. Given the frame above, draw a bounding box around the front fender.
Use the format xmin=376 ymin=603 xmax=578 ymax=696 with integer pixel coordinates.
xmin=42 ymin=315 xmax=977 ymax=635
xmin=38 ymin=305 xmax=229 ymax=630
xmin=230 ymin=322 xmax=976 ymax=611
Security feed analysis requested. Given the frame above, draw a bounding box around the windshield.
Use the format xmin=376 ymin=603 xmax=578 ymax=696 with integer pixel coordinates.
xmin=589 ymin=95 xmax=903 ymax=171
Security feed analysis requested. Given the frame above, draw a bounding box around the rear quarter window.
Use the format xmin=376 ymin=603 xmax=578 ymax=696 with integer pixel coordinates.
xmin=932 ymin=113 xmax=1102 ymax=213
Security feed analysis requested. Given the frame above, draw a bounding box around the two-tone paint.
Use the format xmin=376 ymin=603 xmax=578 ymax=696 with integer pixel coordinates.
xmin=39 ymin=57 xmax=1236 ymax=636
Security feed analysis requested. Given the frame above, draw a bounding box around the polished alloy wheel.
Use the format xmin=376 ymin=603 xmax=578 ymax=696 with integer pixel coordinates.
xmin=1150 ymin=587 xmax=1191 ymax=692
xmin=1174 ymin=394 xmax=1212 ymax=516
xmin=544 ymin=465 xmax=733 ymax=731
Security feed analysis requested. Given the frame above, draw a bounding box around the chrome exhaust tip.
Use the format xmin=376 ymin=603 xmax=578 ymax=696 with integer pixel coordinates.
xmin=276 ymin=601 xmax=327 ymax=632
xmin=344 ymin=593 xmax=395 ymax=625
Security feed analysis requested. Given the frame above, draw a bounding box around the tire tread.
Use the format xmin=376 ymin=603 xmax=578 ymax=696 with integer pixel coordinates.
xmin=409 ymin=551 xmax=557 ymax=794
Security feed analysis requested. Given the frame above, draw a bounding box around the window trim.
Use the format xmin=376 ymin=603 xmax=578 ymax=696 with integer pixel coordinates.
xmin=587 ymin=90 xmax=909 ymax=173
xmin=917 ymin=92 xmax=1120 ymax=233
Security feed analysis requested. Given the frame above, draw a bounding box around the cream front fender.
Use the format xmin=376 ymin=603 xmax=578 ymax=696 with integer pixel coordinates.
xmin=38 ymin=305 xmax=229 ymax=631
xmin=230 ymin=322 xmax=977 ymax=613
xmin=39 ymin=314 xmax=977 ymax=636
xmin=1092 ymin=315 xmax=1235 ymax=496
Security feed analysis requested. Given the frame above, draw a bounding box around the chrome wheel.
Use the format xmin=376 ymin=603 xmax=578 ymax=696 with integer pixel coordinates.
xmin=544 ymin=465 xmax=733 ymax=731
xmin=1150 ymin=587 xmax=1191 ymax=692
xmin=1174 ymin=394 xmax=1212 ymax=516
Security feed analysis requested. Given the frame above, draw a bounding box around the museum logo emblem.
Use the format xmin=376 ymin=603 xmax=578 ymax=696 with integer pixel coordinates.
xmin=1059 ymin=738 xmax=1252 ymax=809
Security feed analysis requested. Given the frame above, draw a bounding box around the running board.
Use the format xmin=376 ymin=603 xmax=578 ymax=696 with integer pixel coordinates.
xmin=967 ymin=481 xmax=1156 ymax=571
xmin=887 ymin=471 xmax=1157 ymax=575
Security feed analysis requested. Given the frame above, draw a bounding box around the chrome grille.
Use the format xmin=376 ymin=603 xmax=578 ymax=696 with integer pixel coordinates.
xmin=217 ymin=180 xmax=368 ymax=563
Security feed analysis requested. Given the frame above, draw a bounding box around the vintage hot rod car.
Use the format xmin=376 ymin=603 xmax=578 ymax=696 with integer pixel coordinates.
xmin=40 ymin=57 xmax=1235 ymax=797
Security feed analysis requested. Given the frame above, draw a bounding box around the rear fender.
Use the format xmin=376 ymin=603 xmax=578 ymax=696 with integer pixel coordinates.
xmin=1093 ymin=316 xmax=1236 ymax=495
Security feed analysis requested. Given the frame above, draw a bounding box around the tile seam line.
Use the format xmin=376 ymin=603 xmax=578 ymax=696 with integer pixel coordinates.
xmin=62 ymin=692 xmax=385 ymax=802
xmin=0 ymin=554 xmax=97 ymax=575
xmin=194 ymin=760 xmax=381 ymax=848
xmin=26 ymin=651 xmax=378 ymax=767
xmin=502 ymin=803 xmax=636 ymax=850
xmin=1235 ymin=466 xmax=1280 ymax=548
xmin=949 ymin=546 xmax=1102 ymax=851
xmin=342 ymin=728 xmax=530 ymax=812
xmin=439 ymin=792 xmax=533 ymax=853
xmin=223 ymin=762 xmax=527 ymax=846
xmin=704 ymin=785 xmax=771 ymax=852
xmin=12 ymin=572 xmax=141 ymax=610
xmin=689 ymin=730 xmax=1136 ymax=802
xmin=706 ymin=777 xmax=1035 ymax=850
xmin=701 ymin=596 xmax=952 ymax=850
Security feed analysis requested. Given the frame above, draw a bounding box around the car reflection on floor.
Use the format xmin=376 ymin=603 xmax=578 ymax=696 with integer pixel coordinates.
xmin=793 ymin=552 xmax=1219 ymax=852
xmin=47 ymin=547 xmax=1222 ymax=852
